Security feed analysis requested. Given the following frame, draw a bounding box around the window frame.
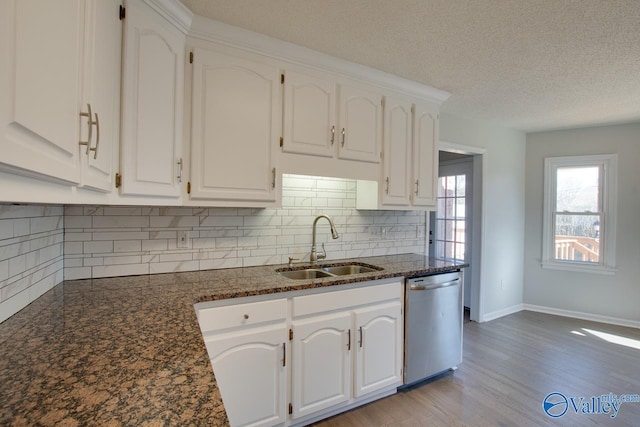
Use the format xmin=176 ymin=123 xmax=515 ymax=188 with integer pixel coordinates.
xmin=542 ymin=154 xmax=617 ymax=274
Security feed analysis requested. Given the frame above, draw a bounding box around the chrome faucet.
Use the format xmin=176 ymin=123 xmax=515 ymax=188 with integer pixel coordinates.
xmin=310 ymin=214 xmax=339 ymax=264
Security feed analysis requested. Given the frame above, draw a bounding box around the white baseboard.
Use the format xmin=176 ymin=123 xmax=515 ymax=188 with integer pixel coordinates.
xmin=523 ymin=304 xmax=640 ymax=329
xmin=481 ymin=304 xmax=524 ymax=322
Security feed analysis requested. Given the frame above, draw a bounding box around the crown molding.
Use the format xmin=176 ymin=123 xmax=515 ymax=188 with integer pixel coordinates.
xmin=144 ymin=0 xmax=193 ymax=34
xmin=188 ymin=15 xmax=450 ymax=105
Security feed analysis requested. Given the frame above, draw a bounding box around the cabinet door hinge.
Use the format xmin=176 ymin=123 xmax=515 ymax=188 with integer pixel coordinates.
xmin=289 ymin=403 xmax=293 ymax=415
xmin=281 ymin=73 xmax=285 ymax=84
xmin=115 ymin=173 xmax=121 ymax=188
xmin=289 ymin=328 xmax=293 ymax=340
xmin=189 ymin=51 xmax=194 ymax=64
xmin=187 ymin=182 xmax=191 ymax=194
xmin=279 ymin=136 xmax=283 ymax=148
xmin=119 ymin=5 xmax=125 ymax=20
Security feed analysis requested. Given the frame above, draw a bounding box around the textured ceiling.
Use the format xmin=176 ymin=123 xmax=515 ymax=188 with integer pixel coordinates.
xmin=180 ymin=0 xmax=640 ymax=132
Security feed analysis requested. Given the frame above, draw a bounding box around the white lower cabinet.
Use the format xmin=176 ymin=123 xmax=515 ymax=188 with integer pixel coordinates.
xmin=353 ymin=302 xmax=403 ymax=397
xmin=206 ymin=326 xmax=288 ymax=427
xmin=196 ymin=279 xmax=403 ymax=427
xmin=291 ymin=313 xmax=352 ymax=418
xmin=198 ymin=298 xmax=288 ymax=427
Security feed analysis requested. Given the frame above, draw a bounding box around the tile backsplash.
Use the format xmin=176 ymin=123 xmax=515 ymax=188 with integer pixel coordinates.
xmin=64 ymin=175 xmax=427 ymax=280
xmin=0 ymin=204 xmax=64 ymax=323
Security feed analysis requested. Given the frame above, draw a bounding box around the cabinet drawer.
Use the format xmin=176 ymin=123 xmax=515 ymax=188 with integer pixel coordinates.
xmin=197 ymin=298 xmax=287 ymax=332
xmin=292 ymin=281 xmax=402 ymax=317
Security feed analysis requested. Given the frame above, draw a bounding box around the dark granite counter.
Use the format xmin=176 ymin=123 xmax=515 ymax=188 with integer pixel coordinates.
xmin=0 ymin=254 xmax=464 ymax=426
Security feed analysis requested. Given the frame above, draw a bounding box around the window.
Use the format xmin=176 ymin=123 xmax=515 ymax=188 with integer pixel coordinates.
xmin=542 ymin=154 xmax=617 ymax=274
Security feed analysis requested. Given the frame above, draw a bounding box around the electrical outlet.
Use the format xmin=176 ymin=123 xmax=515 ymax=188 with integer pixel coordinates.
xmin=177 ymin=230 xmax=190 ymax=248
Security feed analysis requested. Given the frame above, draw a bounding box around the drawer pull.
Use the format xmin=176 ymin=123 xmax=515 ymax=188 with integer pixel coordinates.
xmin=244 ymin=314 xmax=249 ymax=320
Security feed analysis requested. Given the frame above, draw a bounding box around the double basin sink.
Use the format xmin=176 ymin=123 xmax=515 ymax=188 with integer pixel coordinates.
xmin=276 ymin=263 xmax=383 ymax=280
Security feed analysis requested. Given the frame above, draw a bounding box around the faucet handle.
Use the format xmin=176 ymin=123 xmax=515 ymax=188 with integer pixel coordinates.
xmin=288 ymin=256 xmax=300 ymax=267
xmin=317 ymin=243 xmax=327 ymax=261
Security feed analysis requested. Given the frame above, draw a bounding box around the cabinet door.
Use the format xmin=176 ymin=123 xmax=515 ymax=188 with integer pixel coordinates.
xmin=0 ymin=0 xmax=83 ymax=184
xmin=120 ymin=0 xmax=184 ymax=197
xmin=353 ymin=302 xmax=403 ymax=397
xmin=282 ymin=70 xmax=336 ymax=158
xmin=412 ymin=102 xmax=439 ymax=207
xmin=206 ymin=326 xmax=287 ymax=427
xmin=80 ymin=0 xmax=122 ymax=192
xmin=381 ymin=97 xmax=412 ymax=206
xmin=292 ymin=313 xmax=351 ymax=419
xmin=337 ymin=85 xmax=382 ymax=163
xmin=190 ymin=48 xmax=279 ymax=202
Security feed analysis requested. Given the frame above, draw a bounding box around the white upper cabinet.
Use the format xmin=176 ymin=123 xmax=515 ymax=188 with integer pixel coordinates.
xmin=0 ymin=0 xmax=120 ymax=188
xmin=412 ymin=102 xmax=439 ymax=207
xmin=282 ymin=70 xmax=336 ymax=158
xmin=81 ymin=0 xmax=122 ymax=192
xmin=338 ymin=84 xmax=383 ymax=163
xmin=381 ymin=96 xmax=412 ymax=206
xmin=119 ymin=0 xmax=188 ymax=198
xmin=189 ymin=47 xmax=279 ymax=204
xmin=282 ymin=68 xmax=382 ymax=164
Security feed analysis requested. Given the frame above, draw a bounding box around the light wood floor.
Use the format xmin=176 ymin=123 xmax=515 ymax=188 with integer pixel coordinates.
xmin=313 ymin=311 xmax=640 ymax=426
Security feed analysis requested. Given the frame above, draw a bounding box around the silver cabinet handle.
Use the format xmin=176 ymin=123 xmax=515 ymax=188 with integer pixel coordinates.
xmin=415 ymin=180 xmax=419 ymax=195
xmin=177 ymin=158 xmax=183 ymax=183
xmin=385 ymin=177 xmax=390 ymax=194
xmin=89 ymin=112 xmax=99 ymax=159
xmin=330 ymin=125 xmax=335 ymax=145
xmin=79 ymin=103 xmax=93 ymax=155
xmin=341 ymin=128 xmax=345 ymax=147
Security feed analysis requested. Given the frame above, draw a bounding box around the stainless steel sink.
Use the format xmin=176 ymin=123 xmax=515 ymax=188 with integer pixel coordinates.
xmin=321 ymin=265 xmax=379 ymax=275
xmin=276 ymin=263 xmax=383 ymax=280
xmin=277 ymin=269 xmax=333 ymax=280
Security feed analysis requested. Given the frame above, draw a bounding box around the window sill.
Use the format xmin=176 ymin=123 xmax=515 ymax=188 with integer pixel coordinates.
xmin=541 ymin=261 xmax=617 ymax=275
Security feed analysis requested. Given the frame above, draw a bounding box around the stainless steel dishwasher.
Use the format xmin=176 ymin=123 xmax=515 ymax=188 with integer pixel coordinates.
xmin=403 ymin=271 xmax=463 ymax=386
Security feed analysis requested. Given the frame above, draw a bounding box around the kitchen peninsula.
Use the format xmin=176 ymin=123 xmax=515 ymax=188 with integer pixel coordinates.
xmin=0 ymin=254 xmax=464 ymax=426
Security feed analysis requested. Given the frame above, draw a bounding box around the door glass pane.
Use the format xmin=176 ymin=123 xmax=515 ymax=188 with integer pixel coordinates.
xmin=456 ymin=198 xmax=465 ymax=219
xmin=556 ymin=166 xmax=599 ymax=212
xmin=456 ymin=174 xmax=466 ymax=197
xmin=444 ymin=219 xmax=454 ymax=241
xmin=554 ymin=214 xmax=601 ymax=263
xmin=435 ymin=171 xmax=469 ymax=262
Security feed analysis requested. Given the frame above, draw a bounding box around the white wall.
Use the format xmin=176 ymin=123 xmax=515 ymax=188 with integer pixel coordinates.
xmin=524 ymin=122 xmax=640 ymax=325
xmin=0 ymin=204 xmax=64 ymax=323
xmin=440 ymin=113 xmax=527 ymax=320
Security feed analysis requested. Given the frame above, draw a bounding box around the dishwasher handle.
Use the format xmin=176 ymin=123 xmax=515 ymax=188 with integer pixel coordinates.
xmin=410 ymin=278 xmax=460 ymax=291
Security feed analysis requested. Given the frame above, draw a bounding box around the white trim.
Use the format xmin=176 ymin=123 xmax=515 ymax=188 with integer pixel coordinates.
xmin=188 ymin=15 xmax=450 ymax=105
xmin=481 ymin=304 xmax=523 ymax=323
xmin=541 ymin=261 xmax=616 ymax=275
xmin=438 ymin=140 xmax=485 ymax=323
xmin=438 ymin=141 xmax=487 ymax=155
xmin=541 ymin=154 xmax=618 ymax=273
xmin=523 ymin=304 xmax=640 ymax=330
xmin=144 ymin=0 xmax=194 ymax=34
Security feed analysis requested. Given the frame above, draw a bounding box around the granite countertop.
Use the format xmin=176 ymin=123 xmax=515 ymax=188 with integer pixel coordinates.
xmin=0 ymin=254 xmax=465 ymax=426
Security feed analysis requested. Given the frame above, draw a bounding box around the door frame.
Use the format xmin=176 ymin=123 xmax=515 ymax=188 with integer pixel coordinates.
xmin=438 ymin=141 xmax=485 ymax=322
